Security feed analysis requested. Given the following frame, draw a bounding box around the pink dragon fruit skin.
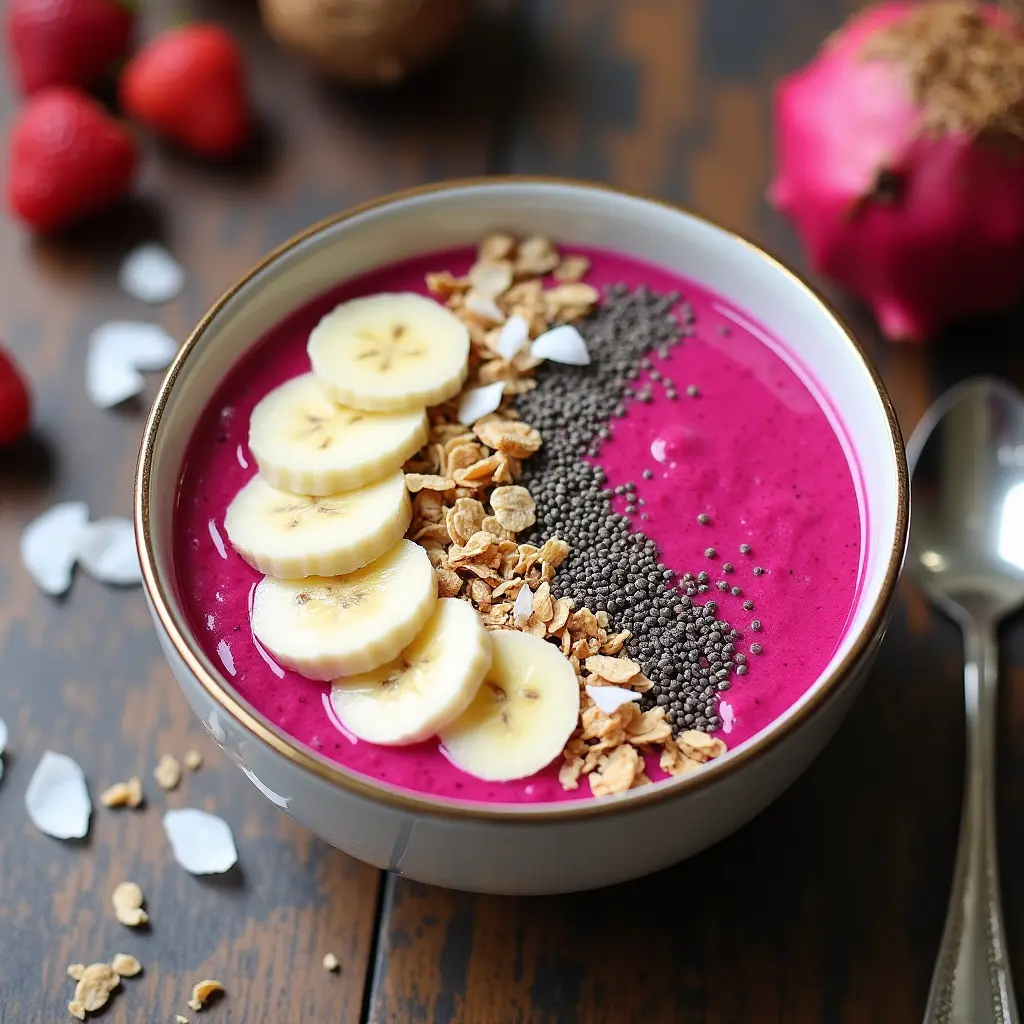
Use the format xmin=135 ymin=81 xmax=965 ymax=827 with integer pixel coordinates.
xmin=769 ymin=1 xmax=1024 ymax=342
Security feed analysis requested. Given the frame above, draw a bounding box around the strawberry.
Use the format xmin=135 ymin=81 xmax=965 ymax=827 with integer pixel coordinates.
xmin=120 ymin=24 xmax=249 ymax=159
xmin=6 ymin=0 xmax=134 ymax=95
xmin=6 ymin=88 xmax=138 ymax=234
xmin=0 ymin=348 xmax=32 ymax=447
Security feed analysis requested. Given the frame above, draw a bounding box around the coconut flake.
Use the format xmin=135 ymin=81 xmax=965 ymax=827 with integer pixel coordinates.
xmin=531 ymin=324 xmax=591 ymax=366
xmin=463 ymin=292 xmax=506 ymax=324
xmin=513 ymin=583 xmax=534 ymax=623
xmin=163 ymin=808 xmax=238 ymax=874
xmin=457 ymin=382 xmax=505 ymax=425
xmin=25 ymin=751 xmax=91 ymax=839
xmin=468 ymin=260 xmax=513 ymax=298
xmin=87 ymin=322 xmax=177 ymax=408
xmin=118 ymin=244 xmax=185 ymax=305
xmin=20 ymin=501 xmax=89 ymax=596
xmin=585 ymin=684 xmax=642 ymax=715
xmin=76 ymin=518 xmax=141 ymax=586
xmin=495 ymin=314 xmax=530 ymax=360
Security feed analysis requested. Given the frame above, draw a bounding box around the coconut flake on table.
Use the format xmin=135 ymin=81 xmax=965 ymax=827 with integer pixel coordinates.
xmin=585 ymin=684 xmax=642 ymax=715
xmin=513 ymin=582 xmax=534 ymax=623
xmin=457 ymin=381 xmax=505 ymax=425
xmin=86 ymin=322 xmax=177 ymax=409
xmin=20 ymin=501 xmax=89 ymax=596
xmin=25 ymin=751 xmax=91 ymax=839
xmin=494 ymin=314 xmax=530 ymax=361
xmin=163 ymin=808 xmax=238 ymax=874
xmin=77 ymin=518 xmax=141 ymax=586
xmin=118 ymin=244 xmax=185 ymax=305
xmin=531 ymin=324 xmax=591 ymax=365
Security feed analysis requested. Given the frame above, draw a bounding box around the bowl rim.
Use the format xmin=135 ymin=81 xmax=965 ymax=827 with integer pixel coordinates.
xmin=135 ymin=174 xmax=910 ymax=823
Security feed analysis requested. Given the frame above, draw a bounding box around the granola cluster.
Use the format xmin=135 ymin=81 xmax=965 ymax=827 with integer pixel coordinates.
xmin=405 ymin=234 xmax=728 ymax=797
xmin=66 ymin=956 xmax=141 ymax=1020
xmin=425 ymin=231 xmax=598 ymax=398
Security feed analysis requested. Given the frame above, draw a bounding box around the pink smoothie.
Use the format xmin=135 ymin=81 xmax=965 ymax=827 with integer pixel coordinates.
xmin=173 ymin=245 xmax=864 ymax=804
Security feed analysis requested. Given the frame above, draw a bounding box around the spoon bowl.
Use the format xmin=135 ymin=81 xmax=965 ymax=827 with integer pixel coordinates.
xmin=908 ymin=375 xmax=1024 ymax=1024
xmin=909 ymin=377 xmax=1024 ymax=625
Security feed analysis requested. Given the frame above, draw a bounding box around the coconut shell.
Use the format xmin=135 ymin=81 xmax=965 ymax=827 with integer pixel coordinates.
xmin=260 ymin=0 xmax=472 ymax=87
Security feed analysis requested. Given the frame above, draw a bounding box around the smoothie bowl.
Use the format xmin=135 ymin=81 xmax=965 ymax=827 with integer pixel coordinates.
xmin=136 ymin=178 xmax=908 ymax=894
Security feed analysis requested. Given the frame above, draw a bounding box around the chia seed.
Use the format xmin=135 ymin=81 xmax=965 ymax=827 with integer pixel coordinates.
xmin=686 ymin=385 xmax=700 ymax=397
xmin=731 ymin=586 xmax=742 ymax=596
xmin=751 ymin=643 xmax=763 ymax=655
xmin=722 ymin=562 xmax=733 ymax=573
xmin=514 ymin=285 xmax=750 ymax=737
xmin=697 ymin=513 xmax=710 ymax=525
xmin=739 ymin=544 xmax=751 ymax=554
xmin=743 ymin=599 xmax=754 ymax=611
xmin=753 ymin=566 xmax=764 ymax=576
xmin=704 ymin=547 xmax=716 ymax=559
xmin=751 ymin=619 xmax=762 ymax=631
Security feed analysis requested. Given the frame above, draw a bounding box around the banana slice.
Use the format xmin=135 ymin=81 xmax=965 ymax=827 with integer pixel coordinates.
xmin=224 ymin=470 xmax=411 ymax=579
xmin=250 ymin=540 xmax=437 ymax=681
xmin=248 ymin=373 xmax=427 ymax=496
xmin=439 ymin=631 xmax=580 ymax=782
xmin=308 ymin=293 xmax=470 ymax=413
xmin=330 ymin=599 xmax=493 ymax=746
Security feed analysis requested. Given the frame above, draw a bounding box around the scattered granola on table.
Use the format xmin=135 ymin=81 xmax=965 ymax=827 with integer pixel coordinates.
xmin=65 ymin=960 xmax=124 ymax=1019
xmin=99 ymin=776 xmax=143 ymax=809
xmin=187 ymin=978 xmax=225 ymax=1011
xmin=111 ymin=881 xmax=148 ymax=927
xmin=154 ymin=753 xmax=182 ymax=790
xmin=110 ymin=953 xmax=142 ymax=977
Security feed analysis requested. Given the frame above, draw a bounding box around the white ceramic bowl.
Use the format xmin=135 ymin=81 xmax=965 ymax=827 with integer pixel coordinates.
xmin=135 ymin=178 xmax=908 ymax=895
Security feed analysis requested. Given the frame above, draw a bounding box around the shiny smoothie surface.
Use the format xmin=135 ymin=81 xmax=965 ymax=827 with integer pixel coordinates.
xmin=173 ymin=245 xmax=864 ymax=804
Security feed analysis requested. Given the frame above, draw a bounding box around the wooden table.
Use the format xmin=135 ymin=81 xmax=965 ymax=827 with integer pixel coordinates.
xmin=2 ymin=1 xmax=1024 ymax=1021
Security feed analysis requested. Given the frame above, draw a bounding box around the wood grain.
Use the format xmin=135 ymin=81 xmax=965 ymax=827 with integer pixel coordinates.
xmin=367 ymin=1 xmax=1024 ymax=1022
xmin=0 ymin=1 xmax=505 ymax=1020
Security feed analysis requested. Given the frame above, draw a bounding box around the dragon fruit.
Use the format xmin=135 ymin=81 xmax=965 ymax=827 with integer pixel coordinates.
xmin=769 ymin=1 xmax=1024 ymax=342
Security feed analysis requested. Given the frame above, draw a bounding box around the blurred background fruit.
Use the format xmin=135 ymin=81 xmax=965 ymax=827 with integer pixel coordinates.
xmin=6 ymin=0 xmax=134 ymax=95
xmin=5 ymin=87 xmax=138 ymax=233
xmin=258 ymin=0 xmax=471 ymax=88
xmin=770 ymin=0 xmax=1024 ymax=343
xmin=0 ymin=348 xmax=32 ymax=446
xmin=120 ymin=24 xmax=250 ymax=158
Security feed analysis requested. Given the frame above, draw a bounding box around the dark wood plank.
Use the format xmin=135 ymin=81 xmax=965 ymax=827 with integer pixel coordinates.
xmin=369 ymin=1 xmax=1024 ymax=1021
xmin=0 ymin=1 xmax=502 ymax=1019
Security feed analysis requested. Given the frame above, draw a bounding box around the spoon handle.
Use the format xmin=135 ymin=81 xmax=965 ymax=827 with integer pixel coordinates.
xmin=924 ymin=623 xmax=1018 ymax=1024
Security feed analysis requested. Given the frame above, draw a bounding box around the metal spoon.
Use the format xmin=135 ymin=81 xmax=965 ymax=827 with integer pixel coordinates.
xmin=908 ymin=376 xmax=1024 ymax=1024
